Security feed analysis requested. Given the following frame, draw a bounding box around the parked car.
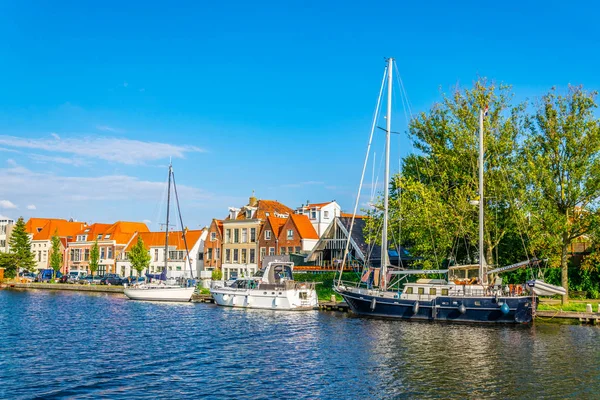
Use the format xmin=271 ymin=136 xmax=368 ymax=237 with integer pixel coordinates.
xmin=19 ymin=272 xmax=36 ymax=282
xmin=35 ymin=269 xmax=63 ymax=283
xmin=122 ymin=276 xmax=145 ymax=285
xmin=66 ymin=271 xmax=86 ymax=284
xmin=80 ymin=275 xmax=102 ymax=285
xmin=100 ymin=274 xmax=124 ymax=286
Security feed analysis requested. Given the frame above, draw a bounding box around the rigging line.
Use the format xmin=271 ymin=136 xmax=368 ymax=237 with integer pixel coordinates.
xmin=152 ymin=168 xmax=170 ymax=232
xmin=336 ymin=64 xmax=388 ymax=289
xmin=171 ymin=170 xmax=195 ymax=279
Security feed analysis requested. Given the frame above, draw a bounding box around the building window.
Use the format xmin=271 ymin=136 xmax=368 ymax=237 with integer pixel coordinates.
xmin=269 ymin=247 xmax=275 ymax=256
xmin=265 ymin=212 xmax=270 ymax=217
xmin=215 ymin=248 xmax=220 ymax=262
xmin=105 ymin=234 xmax=111 ymax=239
xmin=280 ymin=247 xmax=286 ymax=255
xmin=241 ymin=249 xmax=247 ymax=263
xmin=250 ymin=228 xmax=256 ymax=242
xmin=225 ymin=249 xmax=231 ymax=262
xmin=100 ymin=247 xmax=105 ymax=259
xmin=225 ymin=229 xmax=231 ymax=243
xmin=234 ymin=229 xmax=239 ymax=243
xmin=233 ymin=249 xmax=239 ymax=263
xmin=250 ymin=249 xmax=255 ymax=264
xmin=324 ymin=211 xmax=329 ymax=218
xmin=84 ymin=249 xmax=90 ymax=261
xmin=295 ymin=246 xmax=300 ymax=253
xmin=211 ymin=232 xmax=216 ymax=241
xmin=288 ymin=246 xmax=293 ymax=253
xmin=241 ymin=228 xmax=247 ymax=243
xmin=98 ymin=265 xmax=106 ymax=276
xmin=265 ymin=230 xmax=271 ymax=240
xmin=154 ymin=249 xmax=159 ymax=261
xmin=260 ymin=247 xmax=266 ymax=261
xmin=311 ymin=211 xmax=317 ymax=219
xmin=97 ymin=234 xmax=102 ymax=239
xmin=246 ymin=210 xmax=252 ymax=218
xmin=287 ymin=230 xmax=293 ymax=240
xmin=207 ymin=248 xmax=213 ymax=261
xmin=107 ymin=247 xmax=113 ymax=259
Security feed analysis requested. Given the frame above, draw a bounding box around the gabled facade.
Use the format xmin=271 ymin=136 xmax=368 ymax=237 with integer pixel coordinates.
xmin=221 ymin=194 xmax=294 ymax=279
xmin=117 ymin=229 xmax=205 ymax=278
xmin=26 ymin=218 xmax=87 ymax=271
xmin=277 ymin=214 xmax=319 ymax=255
xmin=295 ymin=200 xmax=341 ymax=237
xmin=258 ymin=216 xmax=287 ymax=264
xmin=67 ymin=221 xmax=149 ymax=276
xmin=203 ymin=219 xmax=223 ymax=271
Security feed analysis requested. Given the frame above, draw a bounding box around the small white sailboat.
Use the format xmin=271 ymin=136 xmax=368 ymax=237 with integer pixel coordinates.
xmin=124 ymin=163 xmax=195 ymax=302
xmin=210 ymin=261 xmax=318 ymax=310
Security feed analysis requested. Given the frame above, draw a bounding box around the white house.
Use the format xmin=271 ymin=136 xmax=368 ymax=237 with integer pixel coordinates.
xmin=295 ymin=201 xmax=341 ymax=237
xmin=0 ymin=216 xmax=14 ymax=253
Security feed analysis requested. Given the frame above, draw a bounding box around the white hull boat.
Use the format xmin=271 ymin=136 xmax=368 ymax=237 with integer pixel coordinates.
xmin=210 ymin=262 xmax=318 ymax=311
xmin=124 ymin=284 xmax=195 ymax=302
xmin=527 ymin=280 xmax=567 ymax=297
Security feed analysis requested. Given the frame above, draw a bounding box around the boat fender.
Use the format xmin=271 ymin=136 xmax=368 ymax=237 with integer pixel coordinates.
xmin=413 ymin=301 xmax=419 ymax=314
xmin=458 ymin=304 xmax=466 ymax=314
xmin=500 ymin=303 xmax=510 ymax=315
xmin=370 ymin=297 xmax=377 ymax=311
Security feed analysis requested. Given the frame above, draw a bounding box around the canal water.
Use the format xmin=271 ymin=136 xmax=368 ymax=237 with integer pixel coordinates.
xmin=1 ymin=289 xmax=598 ymax=399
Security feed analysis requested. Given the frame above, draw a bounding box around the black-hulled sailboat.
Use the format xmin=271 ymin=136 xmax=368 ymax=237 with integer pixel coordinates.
xmin=334 ymin=58 xmax=539 ymax=324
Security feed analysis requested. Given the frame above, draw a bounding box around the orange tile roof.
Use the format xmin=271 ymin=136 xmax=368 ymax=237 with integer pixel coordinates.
xmin=303 ymin=202 xmax=333 ymax=209
xmin=340 ymin=213 xmax=365 ymax=219
xmin=253 ymin=200 xmax=293 ymax=220
xmin=265 ymin=216 xmax=288 ymax=237
xmin=32 ymin=220 xmax=87 ymax=241
xmin=289 ymin=214 xmax=319 ymax=239
xmin=125 ymin=230 xmax=204 ymax=251
xmin=75 ymin=223 xmax=113 ymax=241
xmin=25 ymin=218 xmax=66 ymax=234
xmin=104 ymin=221 xmax=150 ymax=244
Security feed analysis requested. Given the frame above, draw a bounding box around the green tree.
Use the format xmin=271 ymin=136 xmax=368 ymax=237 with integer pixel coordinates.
xmin=129 ymin=236 xmax=151 ymax=277
xmin=8 ymin=217 xmax=36 ymax=274
xmin=89 ymin=240 xmax=99 ymax=277
xmin=0 ymin=252 xmax=17 ymax=279
xmin=522 ymin=86 xmax=600 ymax=303
xmin=211 ymin=268 xmax=223 ymax=280
xmin=49 ymin=231 xmax=63 ymax=280
xmin=366 ymin=79 xmax=528 ymax=270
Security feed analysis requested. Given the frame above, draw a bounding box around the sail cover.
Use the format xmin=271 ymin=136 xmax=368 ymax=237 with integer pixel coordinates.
xmin=146 ymin=268 xmax=167 ymax=281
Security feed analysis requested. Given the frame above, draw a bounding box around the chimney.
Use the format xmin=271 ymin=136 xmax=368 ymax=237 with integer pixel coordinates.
xmin=249 ymin=190 xmax=258 ymax=207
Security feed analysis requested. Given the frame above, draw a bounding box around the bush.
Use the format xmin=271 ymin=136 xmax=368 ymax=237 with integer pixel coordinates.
xmin=211 ymin=269 xmax=223 ymax=280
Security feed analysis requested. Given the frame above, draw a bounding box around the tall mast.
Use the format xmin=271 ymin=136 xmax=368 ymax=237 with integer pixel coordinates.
xmin=165 ymin=162 xmax=172 ymax=272
xmin=381 ymin=57 xmax=393 ymax=290
xmin=478 ymin=109 xmax=487 ymax=284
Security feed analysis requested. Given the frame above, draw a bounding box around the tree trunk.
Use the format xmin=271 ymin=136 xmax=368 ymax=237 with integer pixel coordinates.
xmin=560 ymin=230 xmax=569 ymax=305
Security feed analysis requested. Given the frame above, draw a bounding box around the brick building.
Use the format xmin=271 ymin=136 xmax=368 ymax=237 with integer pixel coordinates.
xmin=203 ymin=219 xmax=223 ymax=271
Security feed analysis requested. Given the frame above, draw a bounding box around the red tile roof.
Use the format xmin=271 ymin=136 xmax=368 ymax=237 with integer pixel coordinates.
xmin=253 ymin=200 xmax=293 ymax=220
xmin=265 ymin=216 xmax=288 ymax=237
xmin=125 ymin=230 xmax=204 ymax=251
xmin=340 ymin=213 xmax=365 ymax=219
xmin=289 ymin=214 xmax=319 ymax=239
xmin=32 ymin=220 xmax=87 ymax=241
xmin=25 ymin=218 xmax=66 ymax=234
xmin=304 ymin=202 xmax=333 ymax=209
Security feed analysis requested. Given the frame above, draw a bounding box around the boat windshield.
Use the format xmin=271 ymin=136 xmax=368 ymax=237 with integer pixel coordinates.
xmin=253 ymin=270 xmax=265 ymax=278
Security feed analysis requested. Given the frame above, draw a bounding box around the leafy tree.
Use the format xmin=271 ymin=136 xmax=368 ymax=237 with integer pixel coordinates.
xmin=211 ymin=268 xmax=223 ymax=280
xmin=89 ymin=241 xmax=99 ymax=277
xmin=0 ymin=252 xmax=17 ymax=279
xmin=49 ymin=231 xmax=63 ymax=280
xmin=129 ymin=236 xmax=151 ymax=277
xmin=522 ymin=86 xmax=600 ymax=303
xmin=366 ymin=79 xmax=528 ymax=271
xmin=8 ymin=217 xmax=36 ymax=274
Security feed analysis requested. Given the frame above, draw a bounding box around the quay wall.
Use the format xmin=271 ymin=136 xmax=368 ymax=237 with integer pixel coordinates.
xmin=1 ymin=282 xmax=124 ymax=293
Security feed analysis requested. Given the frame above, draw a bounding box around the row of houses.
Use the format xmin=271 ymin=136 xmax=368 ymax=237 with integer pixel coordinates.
xmin=2 ymin=194 xmax=398 ymax=280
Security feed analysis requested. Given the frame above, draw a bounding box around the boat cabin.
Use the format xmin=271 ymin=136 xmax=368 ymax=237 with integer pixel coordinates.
xmin=259 ymin=261 xmax=294 ymax=285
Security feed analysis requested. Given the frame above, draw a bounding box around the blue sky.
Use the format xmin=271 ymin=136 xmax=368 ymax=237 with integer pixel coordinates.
xmin=1 ymin=1 xmax=598 ymax=230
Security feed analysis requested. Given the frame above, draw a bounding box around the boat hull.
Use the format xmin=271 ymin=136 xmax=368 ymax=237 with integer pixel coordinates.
xmin=336 ymin=288 xmax=534 ymax=324
xmin=210 ymin=287 xmax=318 ymax=311
xmin=124 ymin=286 xmax=195 ymax=302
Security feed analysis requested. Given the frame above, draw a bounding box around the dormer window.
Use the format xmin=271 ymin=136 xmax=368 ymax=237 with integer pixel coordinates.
xmin=265 ymin=230 xmax=271 ymax=240
xmin=246 ymin=210 xmax=252 ymax=218
xmin=311 ymin=211 xmax=317 ymax=220
xmin=37 ymin=228 xmax=42 ymax=233
xmin=324 ymin=211 xmax=329 ymax=219
xmin=97 ymin=234 xmax=102 ymax=239
xmin=265 ymin=212 xmax=270 ymax=217
xmin=104 ymin=234 xmax=111 ymax=239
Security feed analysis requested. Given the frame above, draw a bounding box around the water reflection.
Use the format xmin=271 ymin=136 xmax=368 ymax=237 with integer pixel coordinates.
xmin=0 ymin=290 xmax=598 ymax=399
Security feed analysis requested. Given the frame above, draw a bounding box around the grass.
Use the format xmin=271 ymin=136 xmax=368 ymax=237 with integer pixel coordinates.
xmin=537 ymin=300 xmax=600 ymax=313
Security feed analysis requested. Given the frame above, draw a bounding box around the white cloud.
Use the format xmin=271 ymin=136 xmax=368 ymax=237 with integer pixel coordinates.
xmin=51 ymin=133 xmax=60 ymax=140
xmin=143 ymin=219 xmax=152 ymax=224
xmin=26 ymin=204 xmax=36 ymax=210
xmin=281 ymin=181 xmax=324 ymax=188
xmin=0 ymin=147 xmax=20 ymax=153
xmin=0 ymin=200 xmax=17 ymax=209
xmin=6 ymin=159 xmax=18 ymax=167
xmin=29 ymin=153 xmax=88 ymax=167
xmin=0 ymin=135 xmax=204 ymax=165
xmin=96 ymin=125 xmax=122 ymax=133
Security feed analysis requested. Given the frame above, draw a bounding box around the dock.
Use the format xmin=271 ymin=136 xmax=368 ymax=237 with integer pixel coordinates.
xmin=192 ymin=293 xmax=215 ymax=303
xmin=535 ymin=310 xmax=600 ymax=325
xmin=318 ymin=301 xmax=350 ymax=312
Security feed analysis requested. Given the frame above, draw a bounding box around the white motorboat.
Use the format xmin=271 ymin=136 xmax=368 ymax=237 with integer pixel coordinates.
xmin=527 ymin=280 xmax=567 ymax=296
xmin=124 ymin=283 xmax=195 ymax=302
xmin=210 ymin=261 xmax=318 ymax=310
